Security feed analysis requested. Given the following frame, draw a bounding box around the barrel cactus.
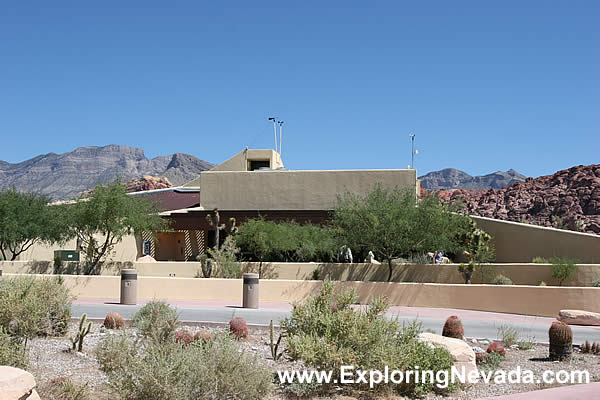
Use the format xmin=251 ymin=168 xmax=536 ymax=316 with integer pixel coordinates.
xmin=229 ymin=317 xmax=248 ymax=339
xmin=442 ymin=315 xmax=464 ymax=339
xmin=486 ymin=342 xmax=505 ymax=356
xmin=103 ymin=312 xmax=125 ymax=329
xmin=549 ymin=321 xmax=572 ymax=361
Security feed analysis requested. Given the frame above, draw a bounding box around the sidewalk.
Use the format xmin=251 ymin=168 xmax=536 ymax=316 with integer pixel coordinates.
xmin=477 ymin=382 xmax=600 ymax=399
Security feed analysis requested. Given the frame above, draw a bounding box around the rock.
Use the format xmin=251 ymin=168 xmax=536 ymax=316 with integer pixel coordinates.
xmin=136 ymin=255 xmax=157 ymax=263
xmin=479 ymin=339 xmax=491 ymax=345
xmin=434 ymin=164 xmax=600 ymax=234
xmin=558 ymin=309 xmax=600 ymax=326
xmin=472 ymin=346 xmax=485 ymax=353
xmin=0 ymin=366 xmax=37 ymax=400
xmin=126 ymin=175 xmax=173 ymax=193
xmin=418 ymin=333 xmax=477 ymax=375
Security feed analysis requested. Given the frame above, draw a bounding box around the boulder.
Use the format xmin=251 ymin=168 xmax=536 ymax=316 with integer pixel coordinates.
xmin=0 ymin=366 xmax=37 ymax=400
xmin=418 ymin=332 xmax=477 ymax=375
xmin=558 ymin=309 xmax=600 ymax=326
xmin=136 ymin=255 xmax=157 ymax=263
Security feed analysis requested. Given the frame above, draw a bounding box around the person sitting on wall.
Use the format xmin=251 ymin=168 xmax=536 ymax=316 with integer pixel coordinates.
xmin=435 ymin=251 xmax=445 ymax=264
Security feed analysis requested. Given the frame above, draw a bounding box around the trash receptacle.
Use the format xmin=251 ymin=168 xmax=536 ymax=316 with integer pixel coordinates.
xmin=242 ymin=273 xmax=259 ymax=309
xmin=120 ymin=269 xmax=137 ymax=305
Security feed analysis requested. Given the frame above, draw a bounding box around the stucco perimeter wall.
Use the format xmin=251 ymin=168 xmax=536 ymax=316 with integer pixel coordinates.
xmin=12 ymin=235 xmax=140 ymax=262
xmin=4 ymin=273 xmax=599 ymax=317
xmin=198 ymin=169 xmax=417 ymax=210
xmin=5 ymin=261 xmax=600 ymax=287
xmin=472 ymin=216 xmax=600 ymax=264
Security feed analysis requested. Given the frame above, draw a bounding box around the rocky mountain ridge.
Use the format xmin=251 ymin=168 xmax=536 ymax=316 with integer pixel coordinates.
xmin=436 ymin=164 xmax=600 ymax=234
xmin=0 ymin=145 xmax=213 ymax=200
xmin=419 ymin=168 xmax=527 ymax=190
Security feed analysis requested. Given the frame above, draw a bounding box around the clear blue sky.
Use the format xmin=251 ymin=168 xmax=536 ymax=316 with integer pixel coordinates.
xmin=1 ymin=1 xmax=598 ymax=178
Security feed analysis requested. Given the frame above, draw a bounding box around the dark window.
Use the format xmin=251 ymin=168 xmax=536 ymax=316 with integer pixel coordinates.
xmin=249 ymin=160 xmax=270 ymax=171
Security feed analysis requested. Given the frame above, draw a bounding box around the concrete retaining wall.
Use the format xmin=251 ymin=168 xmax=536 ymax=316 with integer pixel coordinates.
xmin=4 ymin=273 xmax=599 ymax=317
xmin=4 ymin=261 xmax=599 ymax=287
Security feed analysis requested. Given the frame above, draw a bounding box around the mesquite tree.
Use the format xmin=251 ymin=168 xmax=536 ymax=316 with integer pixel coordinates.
xmin=68 ymin=182 xmax=168 ymax=274
xmin=0 ymin=188 xmax=68 ymax=261
xmin=332 ymin=185 xmax=472 ymax=282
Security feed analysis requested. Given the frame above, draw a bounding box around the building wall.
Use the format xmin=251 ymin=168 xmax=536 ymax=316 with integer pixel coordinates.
xmin=472 ymin=216 xmax=600 ymax=264
xmin=198 ymin=169 xmax=417 ymax=211
xmin=15 ymin=235 xmax=139 ymax=262
xmin=6 ymin=273 xmax=599 ymax=317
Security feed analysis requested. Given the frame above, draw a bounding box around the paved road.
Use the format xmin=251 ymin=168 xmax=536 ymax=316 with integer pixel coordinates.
xmin=71 ymin=303 xmax=600 ymax=343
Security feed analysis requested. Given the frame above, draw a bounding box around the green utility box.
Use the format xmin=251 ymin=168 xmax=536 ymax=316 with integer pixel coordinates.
xmin=54 ymin=250 xmax=80 ymax=262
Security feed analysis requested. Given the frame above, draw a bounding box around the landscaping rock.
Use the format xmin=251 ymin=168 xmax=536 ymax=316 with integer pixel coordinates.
xmin=418 ymin=332 xmax=477 ymax=375
xmin=558 ymin=310 xmax=600 ymax=326
xmin=0 ymin=366 xmax=37 ymax=400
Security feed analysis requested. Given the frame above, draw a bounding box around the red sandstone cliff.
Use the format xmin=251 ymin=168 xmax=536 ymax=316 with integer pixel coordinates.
xmin=436 ymin=164 xmax=600 ymax=234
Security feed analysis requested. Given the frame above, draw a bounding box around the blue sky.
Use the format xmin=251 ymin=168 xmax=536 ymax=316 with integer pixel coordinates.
xmin=1 ymin=1 xmax=598 ymax=178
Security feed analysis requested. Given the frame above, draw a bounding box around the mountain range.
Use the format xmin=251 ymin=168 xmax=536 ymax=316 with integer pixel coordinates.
xmin=419 ymin=168 xmax=527 ymax=190
xmin=0 ymin=145 xmax=214 ymax=200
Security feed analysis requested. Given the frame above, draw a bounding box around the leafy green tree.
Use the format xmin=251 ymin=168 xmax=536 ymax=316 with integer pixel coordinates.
xmin=332 ymin=185 xmax=472 ymax=281
xmin=68 ymin=182 xmax=168 ymax=274
xmin=0 ymin=188 xmax=68 ymax=261
xmin=235 ymin=218 xmax=337 ymax=266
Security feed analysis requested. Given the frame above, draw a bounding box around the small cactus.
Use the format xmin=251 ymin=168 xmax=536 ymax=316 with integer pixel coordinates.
xmin=194 ymin=330 xmax=213 ymax=343
xmin=549 ymin=321 xmax=572 ymax=361
xmin=70 ymin=313 xmax=92 ymax=352
xmin=269 ymin=320 xmax=285 ymax=361
xmin=103 ymin=312 xmax=124 ymax=329
xmin=486 ymin=342 xmax=506 ymax=356
xmin=175 ymin=330 xmax=194 ymax=345
xmin=581 ymin=340 xmax=592 ymax=353
xmin=593 ymin=342 xmax=600 ymax=354
xmin=229 ymin=317 xmax=248 ymax=339
xmin=442 ymin=315 xmax=464 ymax=339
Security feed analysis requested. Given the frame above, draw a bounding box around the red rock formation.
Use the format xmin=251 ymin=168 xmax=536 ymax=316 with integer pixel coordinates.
xmin=126 ymin=175 xmax=173 ymax=193
xmin=435 ymin=164 xmax=600 ymax=234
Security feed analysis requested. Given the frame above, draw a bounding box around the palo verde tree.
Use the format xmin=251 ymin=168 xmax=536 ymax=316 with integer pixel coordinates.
xmin=0 ymin=188 xmax=68 ymax=261
xmin=67 ymin=182 xmax=168 ymax=274
xmin=332 ymin=185 xmax=473 ymax=282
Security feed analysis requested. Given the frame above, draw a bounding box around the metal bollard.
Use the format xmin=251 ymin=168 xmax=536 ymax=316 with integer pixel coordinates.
xmin=242 ymin=273 xmax=259 ymax=309
xmin=120 ymin=268 xmax=137 ymax=305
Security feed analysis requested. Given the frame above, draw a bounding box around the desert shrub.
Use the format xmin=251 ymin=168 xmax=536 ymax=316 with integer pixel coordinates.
xmin=280 ymin=281 xmax=457 ymax=396
xmin=593 ymin=280 xmax=600 ymax=288
xmin=498 ymin=325 xmax=518 ymax=347
xmin=97 ymin=332 xmax=272 ymax=400
xmin=518 ymin=337 xmax=535 ymax=350
xmin=492 ymin=274 xmax=513 ymax=285
xmin=532 ymin=256 xmax=548 ymax=264
xmin=479 ymin=350 xmax=504 ymax=371
xmin=0 ymin=276 xmax=72 ymax=343
xmin=0 ymin=327 xmax=28 ymax=368
xmin=132 ymin=300 xmax=179 ymax=345
xmin=40 ymin=377 xmax=90 ymax=400
xmin=207 ymin=236 xmax=241 ymax=278
xmin=550 ymin=257 xmax=578 ymax=286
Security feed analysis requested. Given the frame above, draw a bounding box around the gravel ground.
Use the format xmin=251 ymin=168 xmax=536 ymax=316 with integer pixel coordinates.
xmin=25 ymin=323 xmax=600 ymax=400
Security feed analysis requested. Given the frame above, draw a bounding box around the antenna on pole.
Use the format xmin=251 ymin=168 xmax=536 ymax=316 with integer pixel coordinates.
xmin=268 ymin=117 xmax=278 ymax=152
xmin=409 ymin=133 xmax=415 ymax=169
xmin=278 ymin=121 xmax=284 ymax=157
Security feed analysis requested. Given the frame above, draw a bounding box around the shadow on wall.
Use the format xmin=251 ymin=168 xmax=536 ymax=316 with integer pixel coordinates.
xmin=26 ymin=260 xmax=133 ymax=276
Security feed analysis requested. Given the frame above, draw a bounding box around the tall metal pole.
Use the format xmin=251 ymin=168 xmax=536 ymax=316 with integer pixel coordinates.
xmin=278 ymin=121 xmax=284 ymax=157
xmin=268 ymin=117 xmax=278 ymax=152
xmin=409 ymin=133 xmax=415 ymax=169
